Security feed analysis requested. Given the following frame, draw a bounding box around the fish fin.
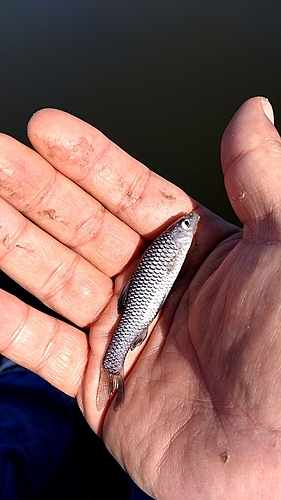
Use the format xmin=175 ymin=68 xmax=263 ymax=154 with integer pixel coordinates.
xmin=96 ymin=367 xmax=111 ymax=411
xmin=117 ymin=281 xmax=130 ymax=314
xmin=96 ymin=366 xmax=125 ymax=412
xmin=130 ymin=328 xmax=148 ymax=350
xmin=129 ymin=297 xmax=167 ymax=354
xmin=154 ymin=293 xmax=168 ymax=316
xmin=113 ymin=370 xmax=125 ymax=411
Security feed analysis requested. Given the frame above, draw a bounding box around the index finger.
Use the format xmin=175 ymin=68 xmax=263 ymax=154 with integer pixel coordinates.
xmin=27 ymin=109 xmax=194 ymax=236
xmin=28 ymin=108 xmax=238 ymax=269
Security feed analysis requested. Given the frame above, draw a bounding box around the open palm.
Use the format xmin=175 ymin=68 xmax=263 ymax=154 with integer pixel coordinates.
xmin=0 ymin=97 xmax=280 ymax=499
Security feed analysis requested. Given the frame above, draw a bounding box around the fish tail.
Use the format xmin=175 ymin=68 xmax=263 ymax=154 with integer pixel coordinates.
xmin=96 ymin=366 xmax=125 ymax=412
xmin=112 ymin=371 xmax=125 ymax=411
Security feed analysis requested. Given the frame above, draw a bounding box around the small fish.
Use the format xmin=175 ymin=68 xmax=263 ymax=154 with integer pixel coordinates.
xmin=96 ymin=212 xmax=200 ymax=411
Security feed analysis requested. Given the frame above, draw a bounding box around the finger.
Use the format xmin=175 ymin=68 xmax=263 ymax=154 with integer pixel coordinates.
xmin=0 ymin=289 xmax=88 ymax=396
xmin=27 ymin=108 xmax=194 ymax=236
xmin=0 ymin=197 xmax=112 ymax=327
xmin=221 ymin=96 xmax=281 ymax=240
xmin=27 ymin=108 xmax=241 ymax=272
xmin=0 ymin=134 xmax=142 ymax=277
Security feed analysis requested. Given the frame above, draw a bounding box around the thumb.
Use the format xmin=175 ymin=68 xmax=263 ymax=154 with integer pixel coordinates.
xmin=221 ymin=96 xmax=281 ymax=241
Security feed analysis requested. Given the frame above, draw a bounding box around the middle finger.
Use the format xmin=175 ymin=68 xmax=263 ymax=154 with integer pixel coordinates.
xmin=0 ymin=197 xmax=112 ymax=327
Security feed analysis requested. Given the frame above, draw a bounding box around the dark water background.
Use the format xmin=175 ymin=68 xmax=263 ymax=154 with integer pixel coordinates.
xmin=1 ymin=0 xmax=281 ymax=225
xmin=1 ymin=2 xmax=281 ymax=498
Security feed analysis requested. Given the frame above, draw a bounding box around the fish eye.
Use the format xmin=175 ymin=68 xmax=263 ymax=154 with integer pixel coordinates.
xmin=181 ymin=218 xmax=190 ymax=229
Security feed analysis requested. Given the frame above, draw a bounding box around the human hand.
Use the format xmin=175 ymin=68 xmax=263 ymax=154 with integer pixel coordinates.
xmin=0 ymin=97 xmax=279 ymax=499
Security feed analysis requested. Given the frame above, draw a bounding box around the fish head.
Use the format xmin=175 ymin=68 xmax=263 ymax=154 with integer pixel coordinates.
xmin=169 ymin=212 xmax=200 ymax=247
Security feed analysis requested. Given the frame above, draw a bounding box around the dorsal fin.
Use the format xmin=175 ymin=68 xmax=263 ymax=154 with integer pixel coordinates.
xmin=117 ymin=281 xmax=130 ymax=314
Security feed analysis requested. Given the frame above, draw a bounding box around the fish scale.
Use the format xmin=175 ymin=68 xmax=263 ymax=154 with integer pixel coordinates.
xmin=96 ymin=212 xmax=200 ymax=411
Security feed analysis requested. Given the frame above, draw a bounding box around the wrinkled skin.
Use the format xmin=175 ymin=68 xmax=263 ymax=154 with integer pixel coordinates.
xmin=0 ymin=97 xmax=280 ymax=499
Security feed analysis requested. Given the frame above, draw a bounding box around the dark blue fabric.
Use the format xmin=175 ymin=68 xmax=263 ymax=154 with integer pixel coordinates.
xmin=0 ymin=365 xmax=78 ymax=499
xmin=128 ymin=477 xmax=154 ymax=500
xmin=0 ymin=358 xmax=151 ymax=499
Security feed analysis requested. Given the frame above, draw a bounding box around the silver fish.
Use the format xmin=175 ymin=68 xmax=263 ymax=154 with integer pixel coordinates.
xmin=96 ymin=212 xmax=200 ymax=411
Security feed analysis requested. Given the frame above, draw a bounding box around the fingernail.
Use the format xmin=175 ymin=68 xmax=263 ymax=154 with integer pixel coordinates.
xmin=261 ymin=97 xmax=274 ymax=124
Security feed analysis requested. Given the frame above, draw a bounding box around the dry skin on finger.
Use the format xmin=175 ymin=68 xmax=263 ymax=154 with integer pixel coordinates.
xmin=27 ymin=109 xmax=194 ymax=235
xmin=0 ymin=197 xmax=113 ymax=327
xmin=0 ymin=134 xmax=143 ymax=276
